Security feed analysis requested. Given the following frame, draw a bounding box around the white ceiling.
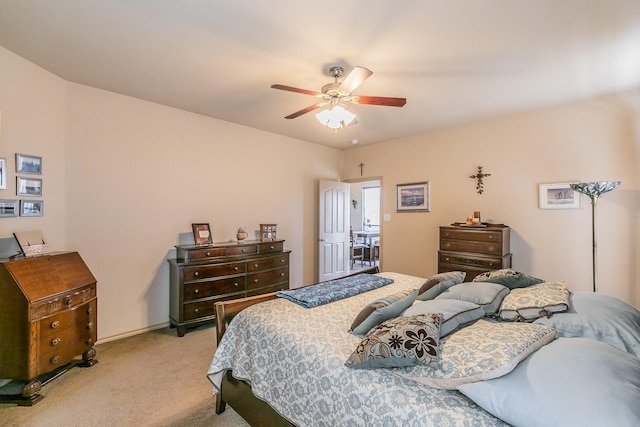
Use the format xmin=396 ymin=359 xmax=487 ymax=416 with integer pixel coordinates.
xmin=1 ymin=1 xmax=639 ymax=149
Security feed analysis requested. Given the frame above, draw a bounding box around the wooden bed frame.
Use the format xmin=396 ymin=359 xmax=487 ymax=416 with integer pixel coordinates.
xmin=213 ymin=267 xmax=379 ymax=426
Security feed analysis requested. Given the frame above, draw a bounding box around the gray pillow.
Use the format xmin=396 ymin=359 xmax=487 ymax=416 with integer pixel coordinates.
xmin=473 ymin=269 xmax=544 ymax=289
xmin=416 ymin=271 xmax=466 ymax=301
xmin=435 ymin=282 xmax=509 ymax=315
xmin=402 ymin=299 xmax=484 ymax=337
xmin=534 ymin=292 xmax=640 ymax=357
xmin=345 ymin=314 xmax=441 ymax=369
xmin=349 ymin=289 xmax=418 ymax=335
xmin=458 ymin=338 xmax=640 ymax=427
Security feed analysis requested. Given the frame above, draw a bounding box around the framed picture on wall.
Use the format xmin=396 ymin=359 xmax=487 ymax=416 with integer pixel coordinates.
xmin=191 ymin=223 xmax=213 ymax=245
xmin=396 ymin=181 xmax=430 ymax=212
xmin=0 ymin=199 xmax=18 ymax=217
xmin=16 ymin=153 xmax=42 ymax=175
xmin=20 ymin=200 xmax=44 ymax=217
xmin=0 ymin=157 xmax=6 ymax=189
xmin=16 ymin=176 xmax=42 ymax=196
xmin=539 ymin=183 xmax=582 ymax=209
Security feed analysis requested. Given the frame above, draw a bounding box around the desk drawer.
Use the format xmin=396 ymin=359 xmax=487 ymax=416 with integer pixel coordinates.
xmin=31 ymin=286 xmax=96 ymax=320
xmin=37 ymin=300 xmax=96 ymax=339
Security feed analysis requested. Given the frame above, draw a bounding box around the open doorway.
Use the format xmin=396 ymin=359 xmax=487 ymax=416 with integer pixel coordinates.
xmin=349 ymin=179 xmax=381 ymax=273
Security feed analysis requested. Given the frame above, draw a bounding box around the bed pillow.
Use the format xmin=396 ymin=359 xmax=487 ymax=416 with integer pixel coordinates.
xmin=416 ymin=271 xmax=466 ymax=301
xmin=534 ymin=292 xmax=640 ymax=357
xmin=435 ymin=282 xmax=509 ymax=315
xmin=458 ymin=338 xmax=640 ymax=427
xmin=345 ymin=314 xmax=441 ymax=369
xmin=402 ymin=299 xmax=484 ymax=337
xmin=395 ymin=320 xmax=556 ymax=389
xmin=498 ymin=281 xmax=570 ymax=321
xmin=473 ymin=268 xmax=544 ymax=289
xmin=349 ymin=289 xmax=418 ymax=335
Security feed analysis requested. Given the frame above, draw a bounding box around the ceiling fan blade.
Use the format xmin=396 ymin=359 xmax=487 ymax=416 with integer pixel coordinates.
xmin=356 ymin=95 xmax=407 ymax=107
xmin=284 ymin=104 xmax=322 ymax=119
xmin=338 ymin=66 xmax=373 ymax=93
xmin=271 ymin=84 xmax=321 ymax=97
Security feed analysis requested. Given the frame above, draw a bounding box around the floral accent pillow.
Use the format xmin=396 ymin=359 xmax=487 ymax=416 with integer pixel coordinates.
xmin=345 ymin=314 xmax=442 ymax=369
xmin=499 ymin=281 xmax=570 ymax=321
xmin=473 ymin=269 xmax=544 ymax=289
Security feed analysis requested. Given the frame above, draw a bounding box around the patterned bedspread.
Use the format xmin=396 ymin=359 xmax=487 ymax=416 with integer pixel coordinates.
xmin=207 ymin=272 xmax=510 ymax=426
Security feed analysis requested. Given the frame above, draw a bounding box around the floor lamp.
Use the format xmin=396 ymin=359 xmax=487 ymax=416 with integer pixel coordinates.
xmin=570 ymin=181 xmax=621 ymax=293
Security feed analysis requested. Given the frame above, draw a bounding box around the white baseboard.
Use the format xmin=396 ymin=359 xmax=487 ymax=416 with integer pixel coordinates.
xmin=96 ymin=321 xmax=171 ymax=345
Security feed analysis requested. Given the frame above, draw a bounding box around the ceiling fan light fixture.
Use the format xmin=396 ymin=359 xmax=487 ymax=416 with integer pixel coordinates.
xmin=315 ymin=105 xmax=356 ymax=130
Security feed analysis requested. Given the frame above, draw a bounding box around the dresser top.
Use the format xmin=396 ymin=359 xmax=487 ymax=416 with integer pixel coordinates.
xmin=175 ymin=239 xmax=284 ymax=250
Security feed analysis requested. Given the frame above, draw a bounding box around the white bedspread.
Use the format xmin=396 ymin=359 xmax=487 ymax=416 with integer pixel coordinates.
xmin=207 ymin=272 xmax=510 ymax=426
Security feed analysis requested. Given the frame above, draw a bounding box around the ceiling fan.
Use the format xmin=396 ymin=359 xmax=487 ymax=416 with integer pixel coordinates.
xmin=271 ymin=66 xmax=406 ymax=129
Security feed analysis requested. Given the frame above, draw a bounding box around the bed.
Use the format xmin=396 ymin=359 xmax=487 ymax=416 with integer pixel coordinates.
xmin=207 ymin=270 xmax=640 ymax=427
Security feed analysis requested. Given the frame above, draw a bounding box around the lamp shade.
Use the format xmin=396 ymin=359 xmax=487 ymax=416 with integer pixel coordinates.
xmin=315 ymin=105 xmax=356 ymax=130
xmin=570 ymin=181 xmax=620 ymax=198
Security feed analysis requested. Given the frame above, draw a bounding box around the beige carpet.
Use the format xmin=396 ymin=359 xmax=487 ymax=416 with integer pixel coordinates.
xmin=0 ymin=326 xmax=249 ymax=427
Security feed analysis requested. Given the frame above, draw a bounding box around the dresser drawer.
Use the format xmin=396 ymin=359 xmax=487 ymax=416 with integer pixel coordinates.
xmin=37 ymin=300 xmax=96 ymax=339
xmin=247 ymin=267 xmax=289 ymax=292
xmin=183 ymin=276 xmax=245 ymax=301
xmin=183 ymin=293 xmax=243 ymax=321
xmin=438 ymin=251 xmax=509 ymax=270
xmin=30 ymin=285 xmax=96 ymax=320
xmin=228 ymin=244 xmax=258 ymax=256
xmin=440 ymin=239 xmax=503 ymax=256
xmin=181 ymin=247 xmax=227 ymax=262
xmin=247 ymin=254 xmax=289 ymax=272
xmin=247 ymin=282 xmax=288 ymax=297
xmin=258 ymin=241 xmax=284 ymax=253
xmin=440 ymin=228 xmax=504 ymax=243
xmin=183 ymin=262 xmax=245 ymax=282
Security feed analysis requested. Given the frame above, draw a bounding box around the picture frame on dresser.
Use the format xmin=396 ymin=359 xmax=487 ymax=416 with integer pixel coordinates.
xmin=16 ymin=176 xmax=42 ymax=197
xmin=0 ymin=157 xmax=7 ymax=189
xmin=260 ymin=224 xmax=277 ymax=241
xmin=15 ymin=153 xmax=42 ymax=174
xmin=539 ymin=183 xmax=582 ymax=210
xmin=396 ymin=181 xmax=430 ymax=212
xmin=191 ymin=223 xmax=213 ymax=245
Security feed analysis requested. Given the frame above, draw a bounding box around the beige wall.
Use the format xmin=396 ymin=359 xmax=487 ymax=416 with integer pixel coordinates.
xmin=342 ymin=94 xmax=640 ymax=306
xmin=1 ymin=46 xmax=342 ymax=340
xmin=1 ymin=45 xmax=638 ymax=342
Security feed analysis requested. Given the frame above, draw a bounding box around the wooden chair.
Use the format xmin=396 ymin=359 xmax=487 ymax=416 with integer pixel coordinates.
xmin=350 ymin=230 xmax=365 ymax=267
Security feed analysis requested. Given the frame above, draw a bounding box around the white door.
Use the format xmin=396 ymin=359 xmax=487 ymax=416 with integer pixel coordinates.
xmin=318 ymin=180 xmax=350 ymax=282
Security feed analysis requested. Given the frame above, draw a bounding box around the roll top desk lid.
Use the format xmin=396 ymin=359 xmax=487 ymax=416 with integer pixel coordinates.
xmin=0 ymin=251 xmax=96 ymax=302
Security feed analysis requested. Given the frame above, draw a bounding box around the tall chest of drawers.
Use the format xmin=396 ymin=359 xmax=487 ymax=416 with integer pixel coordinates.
xmin=438 ymin=224 xmax=512 ymax=281
xmin=0 ymin=252 xmax=98 ymax=405
xmin=169 ymin=239 xmax=290 ymax=337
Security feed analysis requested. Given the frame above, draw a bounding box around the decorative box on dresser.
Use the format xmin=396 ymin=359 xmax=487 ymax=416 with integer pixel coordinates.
xmin=438 ymin=224 xmax=512 ymax=281
xmin=169 ymin=239 xmax=290 ymax=337
xmin=0 ymin=251 xmax=98 ymax=406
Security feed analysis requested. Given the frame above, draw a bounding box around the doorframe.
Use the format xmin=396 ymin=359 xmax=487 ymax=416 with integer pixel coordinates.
xmin=345 ymin=176 xmax=383 ymax=271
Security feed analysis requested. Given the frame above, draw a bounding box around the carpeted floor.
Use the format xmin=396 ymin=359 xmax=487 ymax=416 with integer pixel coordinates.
xmin=0 ymin=325 xmax=249 ymax=427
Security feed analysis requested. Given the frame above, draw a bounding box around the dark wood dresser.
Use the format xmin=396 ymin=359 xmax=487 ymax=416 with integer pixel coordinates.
xmin=169 ymin=239 xmax=290 ymax=337
xmin=0 ymin=252 xmax=98 ymax=405
xmin=438 ymin=224 xmax=512 ymax=281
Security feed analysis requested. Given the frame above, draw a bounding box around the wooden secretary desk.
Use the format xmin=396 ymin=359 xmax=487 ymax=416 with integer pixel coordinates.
xmin=0 ymin=252 xmax=98 ymax=405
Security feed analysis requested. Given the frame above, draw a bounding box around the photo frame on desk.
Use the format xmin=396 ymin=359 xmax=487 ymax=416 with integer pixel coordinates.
xmin=396 ymin=181 xmax=430 ymax=212
xmin=191 ymin=223 xmax=213 ymax=245
xmin=539 ymin=183 xmax=582 ymax=210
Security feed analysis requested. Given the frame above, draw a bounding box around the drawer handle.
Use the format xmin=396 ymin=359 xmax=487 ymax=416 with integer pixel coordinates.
xmin=87 ymin=307 xmax=93 ymax=314
xmin=488 ymin=246 xmax=495 ymax=252
xmin=241 ymin=249 xmax=246 ymax=252
xmin=51 ymin=337 xmax=61 ymax=346
xmin=445 ymin=243 xmax=451 ymax=248
xmin=51 ymin=356 xmax=60 ymax=364
xmin=194 ymin=308 xmax=200 ymax=314
xmin=254 ymin=263 xmax=259 ymax=268
xmin=489 ymin=236 xmax=493 ymax=239
xmin=280 ymin=259 xmax=285 ymax=263
xmin=234 ymin=267 xmax=239 ymax=271
xmin=51 ymin=321 xmax=60 ymax=329
xmin=194 ymin=271 xmax=199 ymax=277
xmin=86 ymin=338 xmax=94 ymax=346
xmin=233 ymin=282 xmax=239 ymax=287
xmin=86 ymin=322 xmax=94 ymax=330
xmin=488 ymin=262 xmax=494 ymax=266
xmin=254 ymin=279 xmax=259 ymax=283
xmin=270 ymin=246 xmax=275 ymax=250
xmin=64 ymin=298 xmax=72 ymax=307
xmin=280 ymin=273 xmax=285 ymax=277
xmin=445 ymin=257 xmax=450 ymax=261
xmin=206 ymin=252 xmax=211 ymax=257
xmin=194 ymin=289 xmax=199 ymax=294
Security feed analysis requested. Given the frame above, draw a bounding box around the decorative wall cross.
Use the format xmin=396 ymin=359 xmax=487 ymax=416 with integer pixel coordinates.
xmin=358 ymin=162 xmax=365 ymax=176
xmin=470 ymin=166 xmax=491 ymax=194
